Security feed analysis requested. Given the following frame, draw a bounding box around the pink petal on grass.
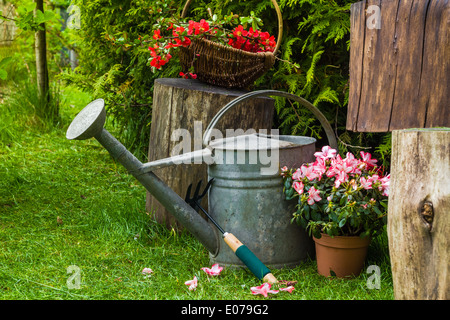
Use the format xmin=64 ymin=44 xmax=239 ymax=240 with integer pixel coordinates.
xmin=141 ymin=268 xmax=153 ymax=275
xmin=201 ymin=263 xmax=223 ymax=276
xmin=279 ymin=286 xmax=295 ymax=293
xmin=185 ymin=276 xmax=198 ymax=291
xmin=250 ymin=283 xmax=279 ymax=297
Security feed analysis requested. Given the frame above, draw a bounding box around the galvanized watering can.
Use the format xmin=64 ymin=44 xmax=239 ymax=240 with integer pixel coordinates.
xmin=66 ymin=90 xmax=337 ymax=283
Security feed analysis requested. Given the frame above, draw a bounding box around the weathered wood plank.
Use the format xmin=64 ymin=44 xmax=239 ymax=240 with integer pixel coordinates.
xmin=418 ymin=0 xmax=449 ymax=128
xmin=347 ymin=0 xmax=366 ymax=131
xmin=388 ymin=0 xmax=429 ymax=130
xmin=347 ymin=0 xmax=449 ymax=132
xmin=388 ymin=128 xmax=450 ymax=300
xmin=357 ymin=0 xmax=398 ymax=132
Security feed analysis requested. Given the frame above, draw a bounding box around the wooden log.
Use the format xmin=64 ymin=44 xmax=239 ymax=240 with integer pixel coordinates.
xmin=146 ymin=78 xmax=274 ymax=230
xmin=388 ymin=128 xmax=449 ymax=300
xmin=347 ymin=0 xmax=449 ymax=132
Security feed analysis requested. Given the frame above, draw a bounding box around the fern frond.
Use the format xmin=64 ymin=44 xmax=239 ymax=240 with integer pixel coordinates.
xmin=313 ymin=87 xmax=340 ymax=106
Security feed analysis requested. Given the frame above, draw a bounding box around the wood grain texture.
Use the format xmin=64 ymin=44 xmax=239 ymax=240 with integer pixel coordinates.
xmin=146 ymin=78 xmax=274 ymax=230
xmin=388 ymin=128 xmax=449 ymax=300
xmin=347 ymin=0 xmax=449 ymax=132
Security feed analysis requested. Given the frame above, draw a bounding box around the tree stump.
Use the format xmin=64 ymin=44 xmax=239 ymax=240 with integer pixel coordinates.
xmin=146 ymin=78 xmax=274 ymax=230
xmin=347 ymin=0 xmax=449 ymax=132
xmin=388 ymin=128 xmax=449 ymax=300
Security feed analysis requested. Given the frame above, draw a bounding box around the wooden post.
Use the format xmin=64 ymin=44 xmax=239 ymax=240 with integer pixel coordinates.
xmin=146 ymin=78 xmax=274 ymax=230
xmin=347 ymin=0 xmax=449 ymax=132
xmin=388 ymin=128 xmax=449 ymax=300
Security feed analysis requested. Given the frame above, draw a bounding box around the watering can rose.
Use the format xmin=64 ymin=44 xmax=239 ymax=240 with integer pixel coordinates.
xmin=282 ymin=146 xmax=390 ymax=239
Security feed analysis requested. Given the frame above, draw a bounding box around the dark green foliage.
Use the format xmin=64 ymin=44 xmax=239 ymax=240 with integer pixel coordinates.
xmin=64 ymin=0 xmax=391 ymax=166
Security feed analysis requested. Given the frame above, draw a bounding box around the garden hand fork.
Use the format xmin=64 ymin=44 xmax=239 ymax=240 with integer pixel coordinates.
xmin=185 ymin=179 xmax=277 ymax=284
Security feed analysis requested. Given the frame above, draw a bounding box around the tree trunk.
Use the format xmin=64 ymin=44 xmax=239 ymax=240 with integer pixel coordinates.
xmin=388 ymin=128 xmax=449 ymax=300
xmin=146 ymin=78 xmax=274 ymax=230
xmin=347 ymin=0 xmax=449 ymax=132
xmin=34 ymin=0 xmax=50 ymax=113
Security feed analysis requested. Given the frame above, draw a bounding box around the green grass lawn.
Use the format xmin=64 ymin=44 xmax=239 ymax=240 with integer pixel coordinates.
xmin=0 ymin=89 xmax=394 ymax=300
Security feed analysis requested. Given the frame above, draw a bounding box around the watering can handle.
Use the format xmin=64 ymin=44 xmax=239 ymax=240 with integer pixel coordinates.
xmin=202 ymin=90 xmax=338 ymax=150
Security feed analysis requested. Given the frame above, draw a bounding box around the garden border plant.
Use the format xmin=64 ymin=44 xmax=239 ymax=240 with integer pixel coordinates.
xmin=61 ymin=0 xmax=392 ymax=166
xmin=281 ymin=145 xmax=389 ymax=240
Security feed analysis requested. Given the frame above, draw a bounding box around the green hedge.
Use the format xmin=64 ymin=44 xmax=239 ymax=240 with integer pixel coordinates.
xmin=63 ymin=0 xmax=391 ymax=167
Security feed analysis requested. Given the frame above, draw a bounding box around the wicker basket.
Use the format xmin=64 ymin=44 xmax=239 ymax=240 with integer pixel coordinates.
xmin=179 ymin=0 xmax=283 ymax=89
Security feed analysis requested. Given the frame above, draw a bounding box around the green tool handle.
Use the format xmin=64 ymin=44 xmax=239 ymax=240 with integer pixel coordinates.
xmin=223 ymin=232 xmax=277 ymax=284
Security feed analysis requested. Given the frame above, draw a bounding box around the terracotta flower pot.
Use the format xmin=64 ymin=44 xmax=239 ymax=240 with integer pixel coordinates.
xmin=313 ymin=233 xmax=371 ymax=278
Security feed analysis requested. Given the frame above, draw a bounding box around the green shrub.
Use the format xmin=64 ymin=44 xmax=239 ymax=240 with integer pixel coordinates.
xmin=62 ymin=0 xmax=391 ymax=167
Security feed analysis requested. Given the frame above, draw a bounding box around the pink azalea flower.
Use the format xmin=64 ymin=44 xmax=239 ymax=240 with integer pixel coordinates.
xmin=250 ymin=283 xmax=279 ymax=297
xmin=279 ymin=286 xmax=295 ymax=293
xmin=185 ymin=276 xmax=198 ymax=291
xmin=301 ymin=165 xmax=319 ymax=181
xmin=201 ymin=263 xmax=223 ymax=276
xmin=379 ymin=174 xmax=390 ymax=196
xmin=342 ymin=152 xmax=359 ymax=174
xmin=314 ymin=146 xmax=337 ymax=160
xmin=334 ymin=170 xmax=349 ymax=188
xmin=307 ymin=186 xmax=322 ymax=205
xmin=292 ymin=168 xmax=302 ymax=181
xmin=293 ymin=181 xmax=304 ymax=195
xmin=368 ymin=174 xmax=379 ymax=183
xmin=360 ymin=151 xmax=378 ymax=167
xmin=313 ymin=158 xmax=327 ymax=177
xmin=359 ymin=176 xmax=372 ymax=190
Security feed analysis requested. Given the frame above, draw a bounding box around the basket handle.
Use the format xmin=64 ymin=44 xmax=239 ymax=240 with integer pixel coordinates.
xmin=181 ymin=0 xmax=283 ymax=56
xmin=202 ymin=90 xmax=338 ymax=150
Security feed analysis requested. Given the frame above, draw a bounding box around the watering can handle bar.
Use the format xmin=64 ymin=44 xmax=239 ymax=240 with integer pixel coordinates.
xmin=202 ymin=90 xmax=338 ymax=150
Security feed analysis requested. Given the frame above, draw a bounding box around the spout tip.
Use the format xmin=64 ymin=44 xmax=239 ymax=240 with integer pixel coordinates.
xmin=66 ymin=99 xmax=106 ymax=140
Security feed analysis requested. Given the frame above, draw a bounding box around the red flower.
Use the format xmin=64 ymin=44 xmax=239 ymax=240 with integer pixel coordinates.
xmin=248 ymin=27 xmax=260 ymax=38
xmin=164 ymin=42 xmax=175 ymax=49
xmin=260 ymin=31 xmax=270 ymax=41
xmin=152 ymin=29 xmax=161 ymax=40
xmin=233 ymin=25 xmax=248 ymax=37
xmin=187 ymin=19 xmax=210 ymax=35
xmin=179 ymin=72 xmax=197 ymax=79
xmin=150 ymin=56 xmax=162 ymax=68
xmin=180 ymin=36 xmax=191 ymax=47
xmin=244 ymin=40 xmax=254 ymax=52
xmin=148 ymin=43 xmax=159 ymax=51
xmin=187 ymin=20 xmax=196 ymax=35
xmin=198 ymin=19 xmax=209 ymax=33
xmin=173 ymin=26 xmax=185 ymax=37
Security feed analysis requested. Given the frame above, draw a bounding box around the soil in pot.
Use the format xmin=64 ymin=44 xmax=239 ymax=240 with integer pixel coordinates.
xmin=313 ymin=233 xmax=371 ymax=278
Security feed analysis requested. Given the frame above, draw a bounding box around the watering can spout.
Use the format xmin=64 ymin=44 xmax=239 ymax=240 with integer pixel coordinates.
xmin=66 ymin=99 xmax=219 ymax=255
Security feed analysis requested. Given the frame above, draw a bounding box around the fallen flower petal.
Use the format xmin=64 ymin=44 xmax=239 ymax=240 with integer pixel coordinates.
xmin=250 ymin=283 xmax=279 ymax=297
xmin=141 ymin=268 xmax=153 ymax=275
xmin=279 ymin=286 xmax=295 ymax=293
xmin=185 ymin=276 xmax=198 ymax=291
xmin=201 ymin=263 xmax=223 ymax=276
